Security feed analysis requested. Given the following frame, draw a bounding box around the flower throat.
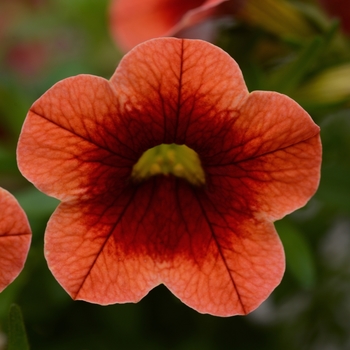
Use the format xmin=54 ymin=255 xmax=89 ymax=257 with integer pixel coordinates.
xmin=131 ymin=144 xmax=205 ymax=186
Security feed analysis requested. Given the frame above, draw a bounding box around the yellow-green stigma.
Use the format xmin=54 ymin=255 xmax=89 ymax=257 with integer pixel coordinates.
xmin=131 ymin=144 xmax=205 ymax=186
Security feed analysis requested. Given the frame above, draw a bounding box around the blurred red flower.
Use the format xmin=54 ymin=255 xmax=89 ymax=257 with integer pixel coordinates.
xmin=5 ymin=41 xmax=49 ymax=79
xmin=0 ymin=1 xmax=50 ymax=81
xmin=17 ymin=38 xmax=321 ymax=316
xmin=318 ymin=0 xmax=350 ymax=34
xmin=0 ymin=188 xmax=31 ymax=292
xmin=109 ymin=0 xmax=243 ymax=51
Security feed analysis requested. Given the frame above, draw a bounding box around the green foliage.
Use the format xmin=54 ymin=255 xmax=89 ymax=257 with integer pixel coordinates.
xmin=276 ymin=220 xmax=316 ymax=289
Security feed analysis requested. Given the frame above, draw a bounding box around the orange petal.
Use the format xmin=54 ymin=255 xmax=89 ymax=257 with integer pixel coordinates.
xmin=162 ymin=217 xmax=284 ymax=316
xmin=45 ymin=176 xmax=283 ymax=316
xmin=111 ymin=38 xmax=248 ymax=147
xmin=0 ymin=188 xmax=31 ymax=292
xmin=205 ymin=91 xmax=321 ymax=221
xmin=17 ymin=75 xmax=135 ymax=202
xmin=44 ymin=197 xmax=159 ymax=304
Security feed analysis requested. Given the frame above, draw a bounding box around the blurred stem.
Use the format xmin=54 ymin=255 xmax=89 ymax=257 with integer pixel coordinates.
xmin=7 ymin=304 xmax=30 ymax=350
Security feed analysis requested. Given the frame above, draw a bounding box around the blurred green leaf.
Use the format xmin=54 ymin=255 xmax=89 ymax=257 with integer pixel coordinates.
xmin=293 ymin=63 xmax=350 ymax=110
xmin=276 ymin=220 xmax=316 ymax=289
xmin=268 ymin=19 xmax=343 ymax=95
xmin=317 ymin=109 xmax=350 ymax=213
xmin=0 ymin=85 xmax=31 ymax=137
xmin=0 ymin=146 xmax=17 ymax=173
xmin=268 ymin=36 xmax=323 ymax=94
xmin=7 ymin=304 xmax=29 ymax=350
xmin=16 ymin=186 xmax=59 ymax=217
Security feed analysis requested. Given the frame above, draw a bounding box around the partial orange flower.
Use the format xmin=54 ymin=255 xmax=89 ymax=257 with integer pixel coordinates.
xmin=0 ymin=188 xmax=31 ymax=292
xmin=110 ymin=0 xmax=243 ymax=51
xmin=17 ymin=38 xmax=321 ymax=316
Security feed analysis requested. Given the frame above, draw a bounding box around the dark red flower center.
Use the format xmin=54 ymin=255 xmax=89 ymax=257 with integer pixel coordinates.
xmin=131 ymin=143 xmax=205 ymax=186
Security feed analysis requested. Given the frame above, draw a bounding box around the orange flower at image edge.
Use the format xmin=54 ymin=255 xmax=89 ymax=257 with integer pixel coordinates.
xmin=110 ymin=0 xmax=243 ymax=51
xmin=17 ymin=38 xmax=321 ymax=317
xmin=0 ymin=188 xmax=31 ymax=292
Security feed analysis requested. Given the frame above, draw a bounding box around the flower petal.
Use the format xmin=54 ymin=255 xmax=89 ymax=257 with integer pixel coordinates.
xmin=111 ymin=38 xmax=248 ymax=148
xmin=162 ymin=216 xmax=284 ymax=316
xmin=0 ymin=188 xmax=31 ymax=292
xmin=44 ymin=196 xmax=159 ymax=304
xmin=205 ymin=91 xmax=321 ymax=221
xmin=44 ymin=176 xmax=283 ymax=316
xmin=17 ymin=75 xmax=136 ymax=202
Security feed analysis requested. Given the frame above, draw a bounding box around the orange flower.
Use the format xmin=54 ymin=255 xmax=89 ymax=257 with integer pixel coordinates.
xmin=0 ymin=188 xmax=31 ymax=292
xmin=110 ymin=0 xmax=243 ymax=51
xmin=17 ymin=38 xmax=321 ymax=316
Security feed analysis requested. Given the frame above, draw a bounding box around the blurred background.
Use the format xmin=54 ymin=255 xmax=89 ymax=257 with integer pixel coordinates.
xmin=0 ymin=0 xmax=350 ymax=349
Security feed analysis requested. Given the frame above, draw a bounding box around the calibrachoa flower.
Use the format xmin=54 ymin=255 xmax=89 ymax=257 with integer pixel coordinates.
xmin=0 ymin=188 xmax=31 ymax=292
xmin=17 ymin=38 xmax=321 ymax=316
xmin=110 ymin=0 xmax=243 ymax=51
